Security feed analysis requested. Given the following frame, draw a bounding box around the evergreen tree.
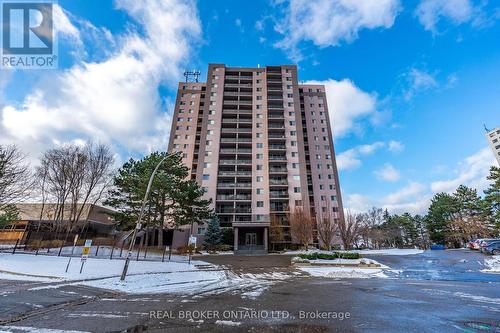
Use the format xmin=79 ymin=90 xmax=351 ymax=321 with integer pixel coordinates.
xmin=0 ymin=204 xmax=19 ymax=228
xmin=426 ymin=193 xmax=459 ymax=244
xmin=203 ymin=217 xmax=222 ymax=250
xmin=483 ymin=166 xmax=500 ymax=232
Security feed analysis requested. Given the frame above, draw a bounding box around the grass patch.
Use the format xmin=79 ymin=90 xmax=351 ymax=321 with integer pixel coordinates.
xmin=297 ymin=252 xmax=360 ymax=260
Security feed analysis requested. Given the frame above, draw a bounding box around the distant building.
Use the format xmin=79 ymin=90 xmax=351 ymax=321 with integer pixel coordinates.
xmin=168 ymin=64 xmax=345 ymax=253
xmin=485 ymin=126 xmax=500 ymax=166
xmin=0 ymin=203 xmax=117 ymax=243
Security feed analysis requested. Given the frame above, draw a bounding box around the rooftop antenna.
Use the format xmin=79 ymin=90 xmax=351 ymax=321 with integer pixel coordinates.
xmin=484 ymin=124 xmax=490 ymax=132
xmin=184 ymin=69 xmax=201 ymax=83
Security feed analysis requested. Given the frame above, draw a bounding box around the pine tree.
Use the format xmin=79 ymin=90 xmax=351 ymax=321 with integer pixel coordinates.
xmin=203 ymin=217 xmax=222 ymax=250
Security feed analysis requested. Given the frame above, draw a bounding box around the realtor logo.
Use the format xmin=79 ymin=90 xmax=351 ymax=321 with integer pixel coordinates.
xmin=1 ymin=0 xmax=57 ymax=69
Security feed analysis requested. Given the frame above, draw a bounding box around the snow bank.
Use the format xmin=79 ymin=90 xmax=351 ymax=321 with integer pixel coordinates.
xmin=482 ymin=255 xmax=500 ymax=273
xmin=299 ymin=266 xmax=387 ymax=279
xmin=284 ymin=248 xmax=423 ymax=256
xmin=0 ymin=253 xmax=207 ymax=282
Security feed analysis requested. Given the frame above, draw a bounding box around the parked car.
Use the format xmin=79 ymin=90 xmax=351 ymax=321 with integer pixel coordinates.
xmin=483 ymin=241 xmax=500 ymax=255
xmin=468 ymin=239 xmax=489 ymax=250
xmin=479 ymin=239 xmax=500 ymax=253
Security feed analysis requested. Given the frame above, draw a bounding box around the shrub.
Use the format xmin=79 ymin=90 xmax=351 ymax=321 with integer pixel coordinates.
xmin=297 ymin=252 xmax=360 ymax=260
xmin=177 ymin=245 xmax=196 ymax=255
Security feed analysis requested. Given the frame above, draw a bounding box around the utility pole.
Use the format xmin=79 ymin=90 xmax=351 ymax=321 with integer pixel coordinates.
xmin=120 ymin=154 xmax=169 ymax=281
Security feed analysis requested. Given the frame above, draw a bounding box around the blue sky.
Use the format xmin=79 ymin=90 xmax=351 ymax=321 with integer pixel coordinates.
xmin=0 ymin=0 xmax=499 ymax=214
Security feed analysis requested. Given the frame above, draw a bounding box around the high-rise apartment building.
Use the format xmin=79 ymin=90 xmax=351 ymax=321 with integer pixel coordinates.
xmin=168 ymin=64 xmax=344 ymax=254
xmin=485 ymin=126 xmax=500 ymax=166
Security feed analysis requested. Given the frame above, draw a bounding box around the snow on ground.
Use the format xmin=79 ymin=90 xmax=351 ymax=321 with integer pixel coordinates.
xmin=299 ymin=266 xmax=388 ymax=279
xmin=0 ymin=253 xmax=296 ymax=296
xmin=0 ymin=253 xmax=207 ymax=281
xmin=284 ymin=248 xmax=424 ymax=256
xmin=0 ymin=326 xmax=90 ymax=333
xmin=482 ymin=255 xmax=500 ymax=273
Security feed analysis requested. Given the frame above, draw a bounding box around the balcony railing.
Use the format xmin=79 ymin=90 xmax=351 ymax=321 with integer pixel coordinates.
xmin=269 ymin=168 xmax=287 ymax=173
xmin=219 ymin=148 xmax=252 ymax=154
xmin=269 ymin=156 xmax=286 ymax=161
xmin=270 ymin=192 xmax=289 ymax=198
xmin=269 ymin=145 xmax=286 ymax=150
xmin=220 ymin=138 xmax=252 ymax=143
xmin=219 ymin=159 xmax=252 ymax=165
xmin=216 ymin=194 xmax=252 ymax=201
xmin=222 ymin=118 xmax=252 ymax=123
xmin=269 ymin=179 xmax=288 ymax=185
xmin=217 ymin=182 xmax=252 ymax=188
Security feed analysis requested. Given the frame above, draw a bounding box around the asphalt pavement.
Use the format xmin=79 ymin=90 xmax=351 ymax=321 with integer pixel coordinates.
xmin=0 ymin=249 xmax=498 ymax=333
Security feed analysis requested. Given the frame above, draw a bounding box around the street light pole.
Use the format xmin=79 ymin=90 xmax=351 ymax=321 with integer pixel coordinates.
xmin=120 ymin=155 xmax=168 ymax=281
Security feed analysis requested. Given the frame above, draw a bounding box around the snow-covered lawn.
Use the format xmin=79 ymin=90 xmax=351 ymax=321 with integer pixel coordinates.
xmin=482 ymin=255 xmax=500 ymax=274
xmin=299 ymin=266 xmax=388 ymax=279
xmin=0 ymin=253 xmax=206 ymax=281
xmin=284 ymin=248 xmax=424 ymax=256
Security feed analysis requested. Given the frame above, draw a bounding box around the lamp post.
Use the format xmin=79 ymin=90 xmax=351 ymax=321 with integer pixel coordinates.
xmin=120 ymin=155 xmax=168 ymax=281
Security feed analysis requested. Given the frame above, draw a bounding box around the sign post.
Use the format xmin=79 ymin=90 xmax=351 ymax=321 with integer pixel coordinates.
xmin=188 ymin=236 xmax=197 ymax=265
xmin=80 ymin=239 xmax=92 ymax=274
xmin=65 ymin=234 xmax=79 ymax=273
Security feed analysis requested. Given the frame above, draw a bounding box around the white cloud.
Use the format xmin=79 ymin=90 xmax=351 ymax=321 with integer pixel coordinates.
xmin=388 ymin=140 xmax=404 ymax=152
xmin=403 ymin=68 xmax=438 ymax=101
xmin=337 ymin=142 xmax=384 ymax=171
xmin=374 ymin=163 xmax=401 ymax=182
xmin=305 ymin=79 xmax=378 ymax=137
xmin=0 ymin=0 xmax=201 ymax=162
xmin=343 ymin=147 xmax=497 ymax=215
xmin=430 ymin=147 xmax=496 ymax=193
xmin=274 ymin=0 xmax=401 ymax=61
xmin=415 ymin=0 xmax=481 ymax=33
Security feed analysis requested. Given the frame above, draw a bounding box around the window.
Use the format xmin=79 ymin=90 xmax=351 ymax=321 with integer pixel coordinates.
xmin=321 ymin=195 xmax=326 ymax=201
xmin=294 ymin=187 xmax=301 ymax=193
xmin=287 ymin=93 xmax=293 ymax=98
xmin=256 ymin=214 xmax=264 ymax=221
xmin=319 ymin=185 xmax=324 ymax=190
xmin=203 ymin=163 xmax=211 ymax=168
xmin=207 ymin=130 xmax=214 ymax=135
xmin=293 ymin=175 xmax=300 ymax=181
xmin=197 ymin=227 xmax=206 ymax=235
xmin=331 ymin=196 xmax=336 ymax=201
xmin=257 ymin=164 xmax=263 ymax=170
xmin=256 ymin=176 xmax=264 ymax=182
xmin=256 ymin=153 xmax=263 ymax=159
xmin=256 ymin=143 xmax=263 ymax=148
xmin=256 ymin=133 xmax=263 ymax=138
xmin=208 ymin=120 xmax=215 ymax=125
xmin=257 ymin=113 xmax=263 ymax=118
xmin=295 ymin=200 xmax=302 ymax=206
xmin=256 ymin=123 xmax=263 ymax=128
xmin=202 ymin=174 xmax=209 ymax=180
xmin=256 ymin=188 xmax=264 ymax=194
xmin=257 ymin=96 xmax=263 ymax=100
xmin=206 ymin=140 xmax=212 ymax=146
xmin=209 ymin=110 xmax=216 ymax=115
xmin=292 ymin=163 xmax=299 ymax=169
xmin=289 ymin=121 xmax=296 ymax=126
xmin=290 ymin=131 xmax=296 ymax=136
xmin=205 ymin=151 xmax=212 ymax=156
xmin=257 ymin=201 xmax=264 ymax=207
xmin=329 ymin=184 xmax=334 ymax=190
xmin=291 ymin=141 xmax=297 ymax=146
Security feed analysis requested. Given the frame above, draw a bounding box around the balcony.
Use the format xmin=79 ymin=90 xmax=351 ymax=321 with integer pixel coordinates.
xmin=269 ymin=144 xmax=286 ymax=150
xmin=269 ymin=179 xmax=288 ymax=186
xmin=269 ymin=155 xmax=287 ymax=161
xmin=219 ymin=159 xmax=252 ymax=165
xmin=270 ymin=192 xmax=289 ymax=199
xmin=219 ymin=148 xmax=252 ymax=154
xmin=268 ymin=134 xmax=286 ymax=139
xmin=269 ymin=168 xmax=287 ymax=173
xmin=268 ymin=124 xmax=285 ymax=129
xmin=222 ymin=118 xmax=252 ymax=124
xmin=217 ymin=182 xmax=252 ymax=188
xmin=216 ymin=194 xmax=252 ymax=201
xmin=220 ymin=137 xmax=253 ymax=143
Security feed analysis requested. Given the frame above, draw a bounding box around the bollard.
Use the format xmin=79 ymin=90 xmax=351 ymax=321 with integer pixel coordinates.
xmin=119 ymin=240 xmax=125 ymax=257
xmin=136 ymin=245 xmax=141 ymax=261
xmin=95 ymin=243 xmax=100 ymax=256
xmin=12 ymin=239 xmax=20 ymax=254
xmin=110 ymin=243 xmax=115 ymax=260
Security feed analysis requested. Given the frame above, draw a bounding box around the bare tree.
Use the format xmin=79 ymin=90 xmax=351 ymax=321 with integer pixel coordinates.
xmin=35 ymin=143 xmax=114 ymax=242
xmin=269 ymin=214 xmax=285 ymax=251
xmin=0 ymin=145 xmax=32 ymax=212
xmin=337 ymin=210 xmax=363 ymax=250
xmin=289 ymin=207 xmax=314 ymax=250
xmin=317 ymin=203 xmax=338 ymax=251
